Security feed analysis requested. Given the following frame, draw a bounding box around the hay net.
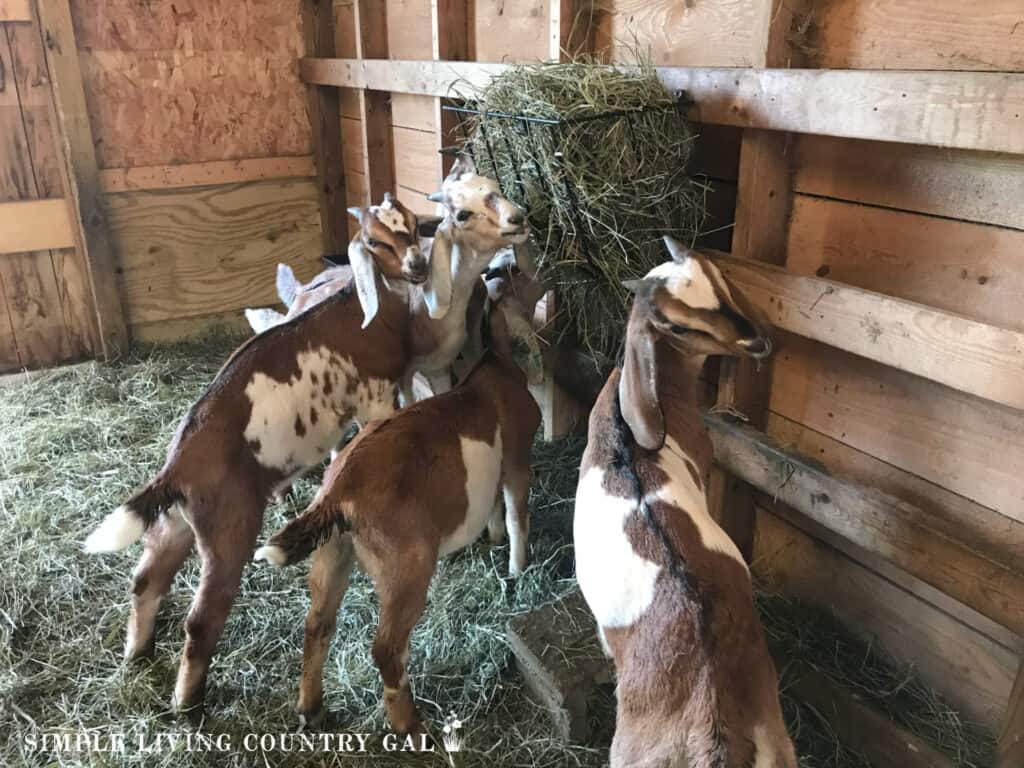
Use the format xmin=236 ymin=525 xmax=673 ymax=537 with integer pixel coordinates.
xmin=452 ymin=58 xmax=707 ymax=371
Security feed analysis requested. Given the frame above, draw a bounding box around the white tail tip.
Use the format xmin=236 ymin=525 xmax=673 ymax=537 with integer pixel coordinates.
xmin=245 ymin=307 xmax=285 ymax=334
xmin=83 ymin=506 xmax=145 ymax=553
xmin=253 ymin=545 xmax=287 ymax=566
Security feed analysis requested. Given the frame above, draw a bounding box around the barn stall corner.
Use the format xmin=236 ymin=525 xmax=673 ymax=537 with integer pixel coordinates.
xmin=1 ymin=0 xmax=1022 ymax=766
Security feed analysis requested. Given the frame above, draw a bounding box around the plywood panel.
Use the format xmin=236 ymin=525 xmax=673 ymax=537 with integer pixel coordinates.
xmin=755 ymin=508 xmax=1016 ymax=729
xmin=393 ymin=125 xmax=438 ymax=194
xmin=386 ymin=0 xmax=433 ymax=59
xmin=813 ymin=0 xmax=1024 ymax=72
xmin=786 ymin=195 xmax=1024 ymax=333
xmin=99 ymin=156 xmax=316 ymax=193
xmin=474 ymin=0 xmax=548 ymax=63
xmin=0 ymin=251 xmax=75 ymax=366
xmin=108 ymin=178 xmax=322 ymax=324
xmin=770 ymin=333 xmax=1024 ymax=521
xmin=794 ymin=136 xmax=1024 ymax=231
xmin=597 ymin=0 xmax=753 ymax=67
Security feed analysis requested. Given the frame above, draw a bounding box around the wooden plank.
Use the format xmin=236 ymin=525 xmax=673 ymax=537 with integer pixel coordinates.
xmin=710 ymin=252 xmax=1024 ymax=411
xmin=473 ymin=0 xmax=546 ymax=63
xmin=36 ymin=0 xmax=128 ymax=358
xmin=793 ymin=136 xmax=1024 ymax=231
xmin=354 ymin=0 xmax=394 ymax=203
xmin=755 ymin=507 xmax=1017 ymax=729
xmin=786 ymin=195 xmax=1024 ymax=334
xmin=303 ymin=0 xmax=348 ymax=257
xmin=98 ymin=156 xmax=316 ymax=193
xmin=1000 ymin=662 xmax=1024 ymax=767
xmin=0 ymin=199 xmax=74 ymax=253
xmin=387 ymin=0 xmax=433 ymax=59
xmin=770 ymin=334 xmax=1024 ymax=522
xmin=393 ymin=125 xmax=439 ymax=194
xmin=0 ymin=251 xmax=74 ymax=366
xmin=108 ymin=178 xmax=322 ymax=325
xmin=301 ymin=60 xmax=1024 ymax=155
xmin=431 ymin=1 xmax=471 ymax=180
xmin=707 ymin=413 xmax=1024 ymax=637
xmin=391 ymin=93 xmax=436 ymax=132
xmin=0 ymin=272 xmax=22 ymax=371
xmin=812 ymin=0 xmax=1024 ymax=73
xmin=130 ymin=309 xmax=251 ymax=344
xmin=594 ymin=0 xmax=753 ymax=67
xmin=0 ymin=0 xmax=30 ymax=22
xmin=766 ymin=412 xmax=1024 ymax=582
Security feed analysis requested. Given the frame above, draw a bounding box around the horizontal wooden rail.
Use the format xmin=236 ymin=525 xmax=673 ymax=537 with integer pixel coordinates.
xmin=0 ymin=0 xmax=31 ymax=22
xmin=0 ymin=199 xmax=76 ymax=254
xmin=99 ymin=156 xmax=316 ymax=193
xmin=706 ymin=252 xmax=1024 ymax=411
xmin=301 ymin=59 xmax=1024 ymax=154
xmin=706 ymin=414 xmax=1024 ymax=636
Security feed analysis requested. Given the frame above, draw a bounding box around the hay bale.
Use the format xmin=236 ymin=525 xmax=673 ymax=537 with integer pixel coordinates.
xmin=460 ymin=59 xmax=707 ymax=369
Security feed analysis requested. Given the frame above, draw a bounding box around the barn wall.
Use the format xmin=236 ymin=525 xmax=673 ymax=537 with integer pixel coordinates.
xmin=70 ymin=0 xmax=324 ymax=341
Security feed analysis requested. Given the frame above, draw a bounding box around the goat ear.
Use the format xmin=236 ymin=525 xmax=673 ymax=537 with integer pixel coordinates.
xmin=416 ymin=215 xmax=444 ymax=238
xmin=276 ymin=263 xmax=300 ymax=308
xmin=348 ymin=240 xmax=380 ymax=329
xmin=347 ymin=206 xmax=364 ymax=224
xmin=619 ymin=303 xmax=664 ymax=451
xmin=451 ymin=153 xmax=477 ymax=177
xmin=426 ymin=191 xmax=445 ymax=203
xmin=662 ymin=234 xmax=693 ymax=265
xmin=422 ymin=224 xmax=453 ymax=319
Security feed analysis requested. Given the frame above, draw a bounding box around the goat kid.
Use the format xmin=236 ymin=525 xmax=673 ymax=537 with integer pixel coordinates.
xmin=82 ymin=198 xmax=445 ymax=712
xmin=574 ymin=237 xmax=796 ymax=768
xmin=254 ymin=295 xmax=542 ymax=733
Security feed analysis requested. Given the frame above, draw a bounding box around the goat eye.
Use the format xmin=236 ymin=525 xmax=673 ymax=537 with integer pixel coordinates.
xmin=456 ymin=210 xmax=473 ymax=222
xmin=366 ymin=238 xmax=381 ymax=248
xmin=670 ymin=323 xmax=690 ymax=335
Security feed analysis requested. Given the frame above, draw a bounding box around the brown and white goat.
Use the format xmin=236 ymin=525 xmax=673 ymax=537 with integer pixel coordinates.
xmin=574 ymin=237 xmax=795 ymax=768
xmin=253 ymin=298 xmax=542 ymax=733
xmin=82 ymin=198 xmax=452 ymax=712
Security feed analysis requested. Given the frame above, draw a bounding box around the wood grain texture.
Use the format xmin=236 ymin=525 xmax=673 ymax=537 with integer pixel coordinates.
xmin=710 ymin=252 xmax=1024 ymax=411
xmin=69 ymin=0 xmax=311 ymax=168
xmin=129 ymin=308 xmax=251 ymax=343
xmin=432 ymin=0 xmax=471 ymax=179
xmin=595 ymin=0 xmax=753 ymax=66
xmin=301 ymin=62 xmax=1024 ymax=154
xmin=755 ymin=507 xmax=1017 ymax=729
xmin=354 ymin=0 xmax=395 ymax=203
xmin=0 ymin=272 xmax=21 ymax=369
xmin=98 ymin=156 xmax=316 ymax=193
xmin=387 ymin=0 xmax=433 ymax=58
xmin=786 ymin=195 xmax=1024 ymax=333
xmin=812 ymin=0 xmax=1024 ymax=72
xmin=391 ymin=93 xmax=437 ymax=132
xmin=474 ymin=0 xmax=546 ymax=63
xmin=108 ymin=178 xmax=322 ymax=325
xmin=793 ymin=135 xmax=1024 ymax=231
xmin=0 ymin=0 xmax=30 ymax=21
xmin=770 ymin=333 xmax=1024 ymax=521
xmin=0 ymin=250 xmax=74 ymax=367
xmin=766 ymin=412 xmax=1024 ymax=580
xmin=1000 ymin=662 xmax=1024 ymax=767
xmin=0 ymin=199 xmax=74 ymax=252
xmin=393 ymin=125 xmax=439 ymax=194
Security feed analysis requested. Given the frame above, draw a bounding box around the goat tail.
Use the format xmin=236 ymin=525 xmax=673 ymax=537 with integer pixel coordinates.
xmin=83 ymin=478 xmax=180 ymax=553
xmin=254 ymin=498 xmax=348 ymax=568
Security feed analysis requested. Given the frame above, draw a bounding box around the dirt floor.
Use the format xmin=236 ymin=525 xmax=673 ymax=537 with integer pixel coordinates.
xmin=0 ymin=334 xmax=994 ymax=767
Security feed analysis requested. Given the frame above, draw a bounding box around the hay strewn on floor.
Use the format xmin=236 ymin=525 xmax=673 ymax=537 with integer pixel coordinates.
xmin=0 ymin=337 xmax=994 ymax=767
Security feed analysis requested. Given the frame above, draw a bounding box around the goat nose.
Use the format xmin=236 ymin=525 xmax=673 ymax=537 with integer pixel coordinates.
xmin=507 ymin=213 xmax=525 ymax=226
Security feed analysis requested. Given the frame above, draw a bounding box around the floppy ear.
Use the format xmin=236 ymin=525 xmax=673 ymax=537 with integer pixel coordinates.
xmin=422 ymin=224 xmax=453 ymax=319
xmin=619 ymin=302 xmax=664 ymax=451
xmin=416 ymin=215 xmax=444 ymax=238
xmin=662 ymin=234 xmax=693 ymax=265
xmin=348 ymin=240 xmax=380 ymax=329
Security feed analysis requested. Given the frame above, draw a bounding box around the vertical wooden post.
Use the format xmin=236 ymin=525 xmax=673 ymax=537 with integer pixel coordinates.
xmin=431 ymin=0 xmax=473 ymax=179
xmin=34 ymin=0 xmax=128 ymax=359
xmin=303 ymin=0 xmax=348 ymax=257
xmin=708 ymin=0 xmax=808 ymax=559
xmin=999 ymin=661 xmax=1024 ymax=767
xmin=353 ymin=0 xmax=394 ymax=203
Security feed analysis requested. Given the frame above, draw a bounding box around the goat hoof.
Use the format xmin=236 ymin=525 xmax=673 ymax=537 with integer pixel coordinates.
xmin=297 ymin=707 xmax=325 ymax=731
xmin=124 ymin=640 xmax=155 ymax=664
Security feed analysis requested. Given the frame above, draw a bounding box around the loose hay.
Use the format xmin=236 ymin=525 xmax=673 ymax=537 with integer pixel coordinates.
xmin=460 ymin=58 xmax=707 ymax=369
xmin=0 ymin=338 xmax=994 ymax=766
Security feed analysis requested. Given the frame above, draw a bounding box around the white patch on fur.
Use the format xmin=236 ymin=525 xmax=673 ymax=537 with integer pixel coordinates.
xmin=244 ymin=347 xmax=396 ymax=474
xmin=646 ymin=259 xmax=720 ymax=310
xmin=253 ymin=545 xmax=287 ymax=566
xmin=84 ymin=505 xmax=145 ymax=553
xmin=504 ymin=486 xmax=526 ymax=576
xmin=371 ymin=203 xmax=409 ymax=234
xmin=439 ymin=425 xmax=504 ymax=557
xmin=245 ymin=307 xmax=286 ymax=333
xmin=649 ymin=436 xmax=747 ymax=568
xmin=574 ymin=468 xmax=662 ymax=628
xmin=752 ymin=724 xmax=775 ymax=768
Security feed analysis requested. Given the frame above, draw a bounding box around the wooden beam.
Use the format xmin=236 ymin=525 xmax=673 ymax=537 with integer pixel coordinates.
xmin=431 ymin=0 xmax=472 ymax=180
xmin=1000 ymin=662 xmax=1024 ymax=767
xmin=34 ymin=0 xmax=129 ymax=359
xmin=710 ymin=252 xmax=1024 ymax=411
xmin=0 ymin=199 xmax=75 ymax=253
xmin=300 ymin=60 xmax=1024 ymax=155
xmin=98 ymin=157 xmax=316 ymax=194
xmin=353 ymin=0 xmax=394 ymax=204
xmin=302 ymin=0 xmax=348 ymax=257
xmin=706 ymin=414 xmax=1024 ymax=637
xmin=0 ymin=0 xmax=30 ymax=22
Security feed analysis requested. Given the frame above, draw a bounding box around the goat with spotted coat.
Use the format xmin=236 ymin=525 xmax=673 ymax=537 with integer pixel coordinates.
xmin=574 ymin=237 xmax=796 ymax=768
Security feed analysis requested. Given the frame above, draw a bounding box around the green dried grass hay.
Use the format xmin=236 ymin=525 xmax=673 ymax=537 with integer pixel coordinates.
xmin=461 ymin=58 xmax=707 ymax=369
